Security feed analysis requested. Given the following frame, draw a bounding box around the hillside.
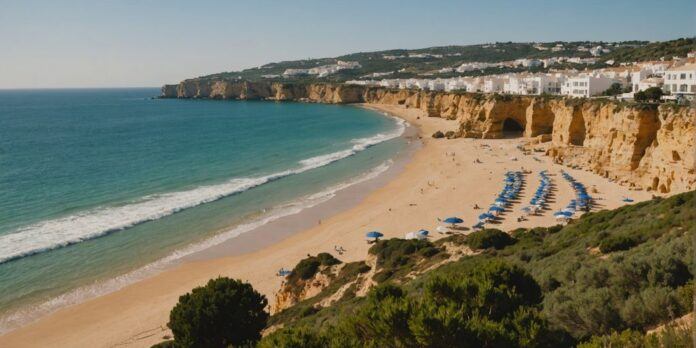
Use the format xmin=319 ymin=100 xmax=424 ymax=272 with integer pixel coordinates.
xmin=190 ymin=38 xmax=694 ymax=84
xmin=259 ymin=190 xmax=695 ymax=347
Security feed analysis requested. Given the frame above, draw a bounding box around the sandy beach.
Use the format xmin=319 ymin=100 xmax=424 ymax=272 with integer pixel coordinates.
xmin=0 ymin=104 xmax=654 ymax=348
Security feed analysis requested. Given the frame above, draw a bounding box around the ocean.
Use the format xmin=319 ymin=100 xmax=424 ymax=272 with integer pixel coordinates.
xmin=0 ymin=88 xmax=407 ymax=332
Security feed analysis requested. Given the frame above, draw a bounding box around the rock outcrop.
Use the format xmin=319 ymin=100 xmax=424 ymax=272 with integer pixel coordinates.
xmin=161 ymin=80 xmax=695 ymax=193
xmin=272 ymin=263 xmax=338 ymax=314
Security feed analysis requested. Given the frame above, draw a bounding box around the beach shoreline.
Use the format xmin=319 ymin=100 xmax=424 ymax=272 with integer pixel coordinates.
xmin=0 ymin=104 xmax=417 ymax=335
xmin=0 ymin=104 xmax=654 ymax=348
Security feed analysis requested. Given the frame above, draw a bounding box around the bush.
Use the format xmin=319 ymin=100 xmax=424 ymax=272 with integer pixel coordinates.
xmin=467 ymin=229 xmax=517 ymax=250
xmin=329 ymin=260 xmax=562 ymax=347
xmin=290 ymin=253 xmax=341 ymax=281
xmin=369 ymin=238 xmax=435 ymax=270
xmin=432 ymin=130 xmax=445 ymax=138
xmin=258 ymin=326 xmax=327 ymax=348
xmin=634 ymin=87 xmax=663 ymax=102
xmin=601 ymin=82 xmax=624 ymax=96
xmin=167 ymin=277 xmax=268 ymax=348
xmin=578 ymin=324 xmax=693 ymax=348
xmin=598 ymin=234 xmax=637 ymax=253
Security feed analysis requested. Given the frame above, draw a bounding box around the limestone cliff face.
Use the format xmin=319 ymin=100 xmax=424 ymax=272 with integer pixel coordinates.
xmin=272 ymin=264 xmax=339 ymax=314
xmin=161 ymin=80 xmax=695 ymax=193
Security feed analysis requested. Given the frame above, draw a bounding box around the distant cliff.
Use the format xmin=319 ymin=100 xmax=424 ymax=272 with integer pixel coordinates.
xmin=161 ymin=80 xmax=695 ymax=193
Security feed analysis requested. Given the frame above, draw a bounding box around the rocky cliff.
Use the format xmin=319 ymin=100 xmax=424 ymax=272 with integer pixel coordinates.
xmin=161 ymin=80 xmax=695 ymax=193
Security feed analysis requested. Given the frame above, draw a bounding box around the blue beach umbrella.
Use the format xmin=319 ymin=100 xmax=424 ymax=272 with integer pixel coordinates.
xmin=489 ymin=206 xmax=505 ymax=212
xmin=622 ymin=198 xmax=634 ymax=203
xmin=443 ymin=217 xmax=463 ymax=225
xmin=365 ymin=231 xmax=384 ymax=240
xmin=278 ymin=269 xmax=292 ymax=277
xmin=417 ymin=229 xmax=429 ymax=236
xmin=478 ymin=213 xmax=495 ymax=220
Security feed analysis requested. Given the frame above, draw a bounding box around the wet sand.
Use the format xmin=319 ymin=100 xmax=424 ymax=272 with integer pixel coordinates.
xmin=0 ymin=104 xmax=653 ymax=348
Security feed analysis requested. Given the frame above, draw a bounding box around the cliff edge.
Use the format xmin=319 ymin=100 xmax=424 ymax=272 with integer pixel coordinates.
xmin=161 ymin=80 xmax=695 ymax=194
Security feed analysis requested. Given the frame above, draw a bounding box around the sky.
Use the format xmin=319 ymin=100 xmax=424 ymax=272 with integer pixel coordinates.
xmin=0 ymin=0 xmax=694 ymax=89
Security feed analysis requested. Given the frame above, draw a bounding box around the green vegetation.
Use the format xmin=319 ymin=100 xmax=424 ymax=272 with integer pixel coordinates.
xmin=288 ymin=252 xmax=341 ymax=281
xmin=192 ymin=39 xmax=694 ymax=84
xmin=466 ymin=228 xmax=517 ymax=250
xmin=264 ymin=191 xmax=694 ymax=346
xmin=600 ymin=37 xmax=696 ymax=64
xmin=634 ymin=87 xmax=665 ymax=103
xmin=598 ymin=234 xmax=638 ymax=253
xmin=368 ymin=238 xmax=444 ymax=283
xmin=155 ymin=191 xmax=695 ymax=347
xmin=167 ymin=277 xmax=268 ymax=348
xmin=263 ymin=260 xmax=572 ymax=347
xmin=578 ymin=324 xmax=693 ymax=348
xmin=600 ymin=82 xmax=630 ymax=96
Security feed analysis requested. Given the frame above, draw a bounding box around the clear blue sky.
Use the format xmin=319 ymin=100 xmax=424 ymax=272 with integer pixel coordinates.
xmin=0 ymin=0 xmax=694 ymax=88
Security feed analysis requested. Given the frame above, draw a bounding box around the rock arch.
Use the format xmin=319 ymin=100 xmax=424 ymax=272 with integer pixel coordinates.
xmin=502 ymin=118 xmax=525 ymax=137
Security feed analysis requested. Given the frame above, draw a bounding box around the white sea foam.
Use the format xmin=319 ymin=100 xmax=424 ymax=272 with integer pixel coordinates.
xmin=0 ymin=160 xmax=393 ymax=334
xmin=0 ymin=116 xmax=406 ymax=265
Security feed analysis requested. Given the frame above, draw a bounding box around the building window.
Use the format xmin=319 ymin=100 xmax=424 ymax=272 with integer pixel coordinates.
xmin=679 ymin=84 xmax=687 ymax=92
xmin=680 ymin=73 xmax=686 ymax=79
xmin=691 ymin=85 xmax=696 ymax=93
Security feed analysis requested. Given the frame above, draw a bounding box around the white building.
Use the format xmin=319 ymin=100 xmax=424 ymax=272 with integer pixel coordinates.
xmin=630 ymin=66 xmax=665 ymax=94
xmin=636 ymin=77 xmax=664 ymax=93
xmin=483 ymin=77 xmax=506 ymax=93
xmin=427 ymin=79 xmax=447 ymax=91
xmin=664 ymin=63 xmax=696 ymax=100
xmin=283 ymin=61 xmax=361 ymax=78
xmin=561 ymin=76 xmax=616 ymax=98
xmin=590 ymin=46 xmax=611 ymax=57
xmin=456 ymin=62 xmax=499 ymax=73
xmin=502 ymin=74 xmax=565 ymax=95
xmin=514 ymin=59 xmax=542 ymax=68
xmin=379 ymin=79 xmax=399 ymax=88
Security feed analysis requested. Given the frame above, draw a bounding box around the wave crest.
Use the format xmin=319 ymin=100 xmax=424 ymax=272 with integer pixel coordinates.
xmin=0 ymin=116 xmax=406 ymax=264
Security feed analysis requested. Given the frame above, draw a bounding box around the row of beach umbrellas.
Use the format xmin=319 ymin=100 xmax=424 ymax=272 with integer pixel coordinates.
xmin=521 ymin=170 xmax=552 ymax=216
xmin=555 ymin=171 xmax=592 ymax=220
xmin=366 ymin=228 xmax=430 ymax=242
xmin=474 ymin=171 xmax=524 ymax=230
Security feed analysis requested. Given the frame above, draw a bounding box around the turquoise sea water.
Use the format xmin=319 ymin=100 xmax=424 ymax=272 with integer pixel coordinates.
xmin=0 ymin=88 xmax=406 ymax=331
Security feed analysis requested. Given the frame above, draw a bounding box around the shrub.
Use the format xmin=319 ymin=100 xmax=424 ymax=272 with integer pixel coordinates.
xmin=578 ymin=324 xmax=693 ymax=348
xmin=258 ymin=326 xmax=327 ymax=348
xmin=333 ymin=260 xmax=561 ymax=347
xmin=167 ymin=277 xmax=268 ymax=348
xmin=432 ymin=130 xmax=445 ymax=138
xmin=290 ymin=253 xmax=341 ymax=281
xmin=369 ymin=238 xmax=435 ymax=270
xmin=598 ymin=234 xmax=637 ymax=253
xmin=467 ymin=229 xmax=517 ymax=250
xmin=601 ymin=82 xmax=624 ymax=96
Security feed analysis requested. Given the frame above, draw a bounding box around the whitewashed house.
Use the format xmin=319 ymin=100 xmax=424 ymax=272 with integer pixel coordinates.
xmin=664 ymin=63 xmax=696 ymax=100
xmin=561 ymin=76 xmax=615 ymax=98
xmin=483 ymin=77 xmax=506 ymax=93
xmin=379 ymin=79 xmax=399 ymax=88
xmin=636 ymin=77 xmax=664 ymax=92
xmin=428 ymin=79 xmax=447 ymax=91
xmin=445 ymin=78 xmax=468 ymax=92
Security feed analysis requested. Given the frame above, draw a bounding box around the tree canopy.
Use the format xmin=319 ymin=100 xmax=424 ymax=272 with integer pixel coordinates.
xmin=168 ymin=277 xmax=269 ymax=348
